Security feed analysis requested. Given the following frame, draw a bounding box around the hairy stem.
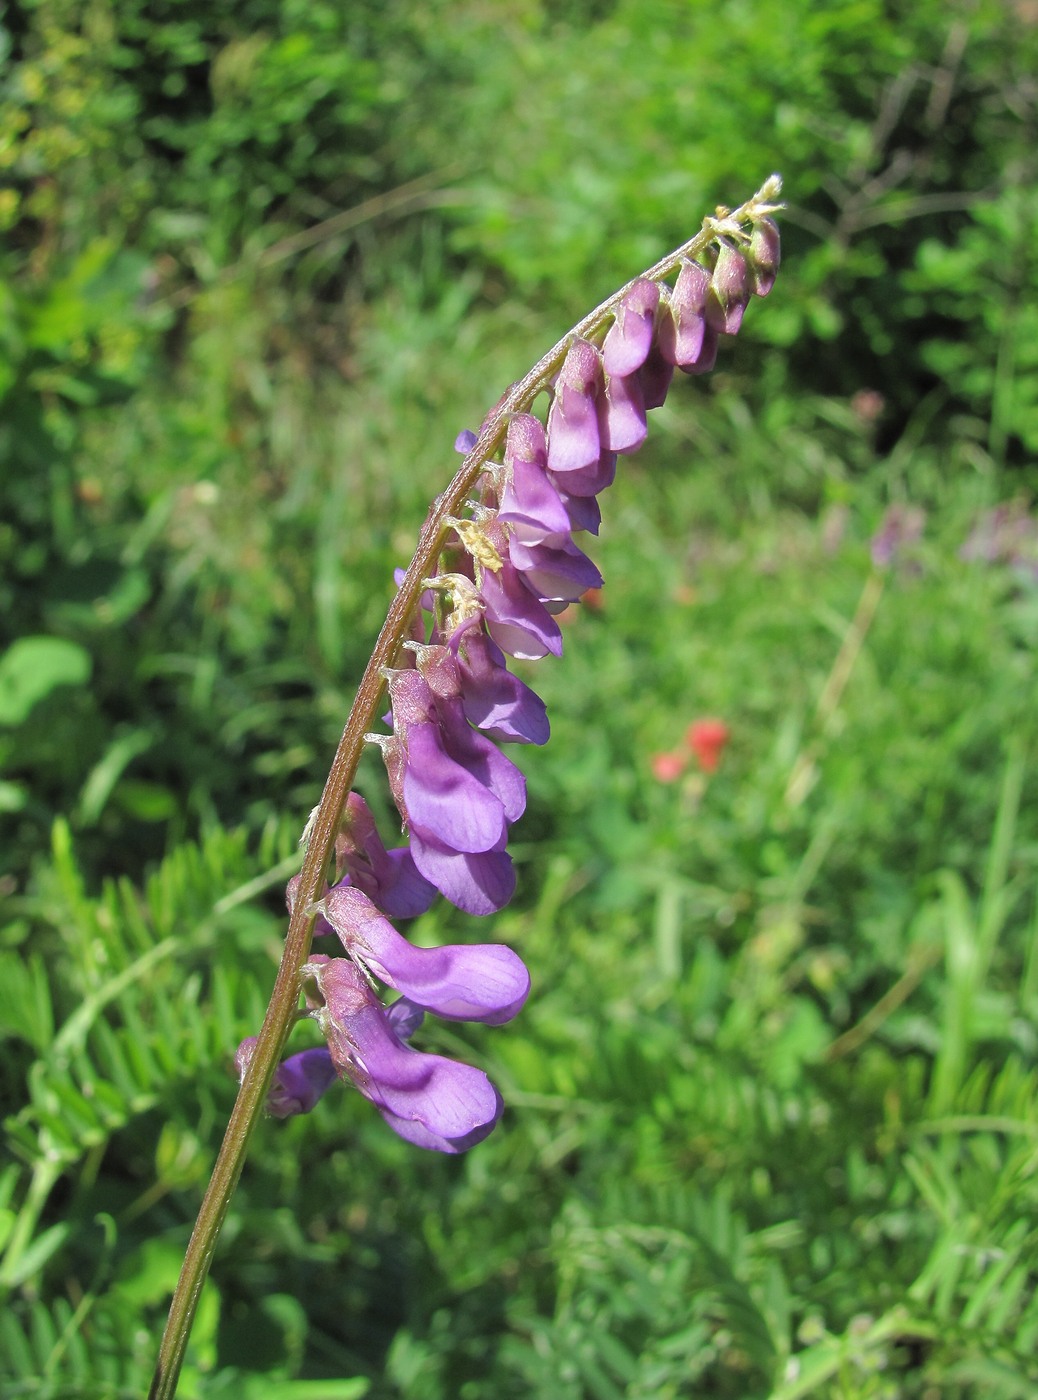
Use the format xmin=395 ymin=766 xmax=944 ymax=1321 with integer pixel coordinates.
xmin=149 ymin=173 xmax=781 ymax=1400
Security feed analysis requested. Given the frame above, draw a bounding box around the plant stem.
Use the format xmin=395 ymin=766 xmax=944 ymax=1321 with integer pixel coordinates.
xmin=148 ymin=175 xmax=782 ymax=1400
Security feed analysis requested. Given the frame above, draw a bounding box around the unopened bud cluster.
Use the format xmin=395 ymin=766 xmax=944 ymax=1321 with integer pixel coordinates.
xmin=237 ymin=178 xmax=782 ymax=1151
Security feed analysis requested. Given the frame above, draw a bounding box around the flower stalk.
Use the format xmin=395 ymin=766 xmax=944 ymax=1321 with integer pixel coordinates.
xmin=149 ymin=173 xmax=783 ymax=1400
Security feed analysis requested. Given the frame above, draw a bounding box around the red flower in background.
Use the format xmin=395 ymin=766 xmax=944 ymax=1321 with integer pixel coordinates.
xmin=650 ymin=750 xmax=688 ymax=783
xmin=651 ymin=717 xmax=731 ymax=783
xmin=686 ymin=718 xmax=730 ymax=773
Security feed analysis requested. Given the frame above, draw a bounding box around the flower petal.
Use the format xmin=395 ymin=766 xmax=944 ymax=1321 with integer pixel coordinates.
xmin=310 ymin=959 xmax=504 ymax=1149
xmin=598 ymin=371 xmax=647 ymax=454
xmin=322 ymin=884 xmax=530 ymax=1023
xmin=403 ymin=721 xmax=507 ymax=852
xmin=480 ymin=558 xmax=564 ymax=660
xmin=602 ymin=278 xmax=660 ymax=378
xmin=546 ymin=340 xmax=603 ymax=476
xmin=451 ymin=622 xmax=550 ymax=744
xmin=409 ymin=828 xmax=517 ymax=915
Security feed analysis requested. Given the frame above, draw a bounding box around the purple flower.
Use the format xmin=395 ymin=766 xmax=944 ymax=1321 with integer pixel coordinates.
xmin=556 ymin=486 xmax=602 ymax=536
xmin=546 ymin=339 xmax=604 ymax=477
xmin=303 ymin=956 xmax=504 ymax=1152
xmin=682 ymin=325 xmax=719 ymax=376
xmin=407 ymin=827 xmax=516 ymax=917
xmin=446 ymin=618 xmax=550 ymax=744
xmin=870 ymin=504 xmax=926 ymax=568
xmin=598 ymin=370 xmax=647 ymax=454
xmin=657 ymin=260 xmax=710 ymax=369
xmin=320 ymin=883 xmax=530 ymax=1024
xmin=637 ymin=338 xmax=675 ymax=410
xmin=498 ymin=415 xmax=573 ymax=543
xmin=381 ymin=667 xmax=526 ymax=913
xmin=548 ymin=448 xmax=617 ymax=501
xmin=705 ymin=243 xmax=751 ymax=336
xmin=508 ymin=533 xmax=603 ymax=607
xmin=478 ymin=540 xmax=565 ymax=659
xmin=235 ymin=1037 xmax=338 ymax=1119
xmin=961 ymin=502 xmax=1038 ymax=576
xmin=602 ymin=278 xmax=660 ymax=377
xmin=334 ymin=792 xmax=436 ymax=919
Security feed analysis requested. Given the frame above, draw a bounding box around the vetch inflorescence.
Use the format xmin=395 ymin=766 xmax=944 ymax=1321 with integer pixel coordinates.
xmin=235 ymin=177 xmax=783 ymax=1154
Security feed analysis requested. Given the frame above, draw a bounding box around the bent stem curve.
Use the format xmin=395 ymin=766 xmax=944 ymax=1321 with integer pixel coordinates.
xmin=148 ymin=173 xmax=782 ymax=1400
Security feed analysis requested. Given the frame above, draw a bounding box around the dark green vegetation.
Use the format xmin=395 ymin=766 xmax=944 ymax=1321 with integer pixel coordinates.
xmin=3 ymin=1 xmax=1038 ymax=1395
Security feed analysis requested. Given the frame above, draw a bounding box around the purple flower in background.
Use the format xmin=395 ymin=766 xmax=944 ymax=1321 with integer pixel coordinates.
xmin=870 ymin=504 xmax=926 ymax=568
xmin=961 ymin=501 xmax=1038 ymax=578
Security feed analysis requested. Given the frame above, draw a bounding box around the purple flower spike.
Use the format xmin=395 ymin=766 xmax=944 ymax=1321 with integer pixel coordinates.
xmin=748 ymin=217 xmax=781 ymax=296
xmin=598 ymin=371 xmax=648 ymax=454
xmin=305 ymin=957 xmax=504 ymax=1152
xmin=705 ymin=243 xmax=750 ymax=335
xmin=546 ymin=339 xmax=603 ymax=476
xmin=602 ymin=277 xmax=660 ymax=378
xmin=870 ymin=503 xmax=926 ymax=567
xmin=320 ymin=884 xmax=530 ymax=1024
xmin=247 ymin=183 xmax=784 ymax=1163
xmin=658 ymin=259 xmax=710 ymax=368
xmin=235 ymin=1038 xmax=338 ymax=1119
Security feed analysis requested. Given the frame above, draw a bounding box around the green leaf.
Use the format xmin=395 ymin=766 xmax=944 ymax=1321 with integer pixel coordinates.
xmin=0 ymin=637 xmax=92 ymax=727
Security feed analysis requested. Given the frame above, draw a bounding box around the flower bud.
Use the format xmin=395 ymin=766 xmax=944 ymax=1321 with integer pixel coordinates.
xmin=748 ymin=217 xmax=780 ymax=296
xmin=657 ymin=259 xmax=710 ymax=368
xmin=602 ymin=278 xmax=660 ymax=377
xmin=705 ymin=243 xmax=750 ymax=335
xmin=546 ymin=339 xmax=603 ymax=476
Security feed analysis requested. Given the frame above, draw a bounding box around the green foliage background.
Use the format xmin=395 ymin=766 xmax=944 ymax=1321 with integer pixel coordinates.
xmin=2 ymin=0 xmax=1038 ymax=1395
